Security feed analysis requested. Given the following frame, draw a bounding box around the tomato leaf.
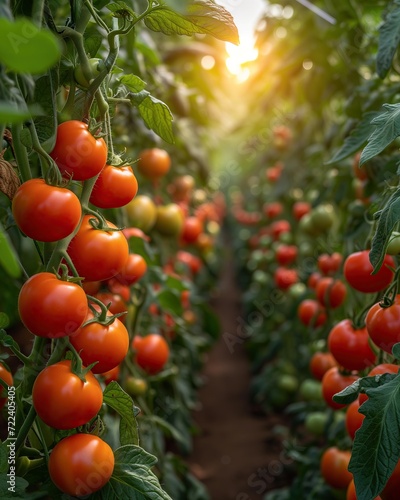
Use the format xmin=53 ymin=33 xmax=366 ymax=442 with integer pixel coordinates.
xmin=350 ymin=373 xmax=400 ymax=500
xmin=0 ymin=18 xmax=61 ymax=74
xmin=144 ymin=1 xmax=239 ymax=45
xmin=326 ymin=112 xmax=379 ymax=164
xmin=165 ymin=275 xmax=188 ymax=293
xmin=333 ymin=373 xmax=397 ymax=406
xmin=93 ymin=445 xmax=173 ymax=499
xmin=198 ymin=303 xmax=220 ymax=340
xmin=0 ymin=222 xmax=21 ymax=278
xmin=377 ymin=0 xmax=400 ymax=78
xmin=157 ymin=289 xmax=183 ymax=316
xmin=148 ymin=415 xmax=187 ymax=446
xmin=392 ymin=342 xmax=400 ymax=359
xmin=0 ymin=474 xmax=44 ymax=499
xmin=32 ymin=72 xmax=58 ymax=148
xmin=369 ymin=187 xmax=400 ymax=272
xmin=84 ymin=22 xmax=104 ymax=58
xmin=120 ymin=74 xmax=147 ymax=93
xmin=359 ymin=103 xmax=400 ymax=165
xmin=103 ymin=382 xmax=140 ymax=446
xmin=138 ymin=94 xmax=174 ymax=144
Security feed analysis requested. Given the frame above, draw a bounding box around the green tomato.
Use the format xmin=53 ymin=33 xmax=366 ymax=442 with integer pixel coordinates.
xmin=299 ymin=379 xmax=323 ymax=402
xmin=288 ymin=282 xmax=307 ymax=299
xmin=278 ymin=374 xmax=299 ymax=393
xmin=74 ymin=58 xmax=104 ymax=87
xmin=309 ymin=204 xmax=336 ymax=232
xmin=125 ymin=376 xmax=148 ymax=396
xmin=304 ymin=411 xmax=328 ymax=435
xmin=387 ymin=231 xmax=400 ymax=255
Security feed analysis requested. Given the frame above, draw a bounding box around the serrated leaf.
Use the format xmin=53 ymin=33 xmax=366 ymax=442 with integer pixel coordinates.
xmin=377 ymin=0 xmax=400 ymax=78
xmin=350 ymin=374 xmax=400 ymax=500
xmin=327 ymin=112 xmax=379 ymax=164
xmin=138 ymin=95 xmax=174 ymax=144
xmin=144 ymin=2 xmax=239 ymax=45
xmin=0 ymin=18 xmax=61 ymax=74
xmin=120 ymin=74 xmax=147 ymax=93
xmin=157 ymin=289 xmax=183 ymax=316
xmin=370 ymin=188 xmax=400 ymax=272
xmin=92 ymin=445 xmax=173 ymax=500
xmin=360 ymin=103 xmax=400 ymax=165
xmin=103 ymin=382 xmax=140 ymax=446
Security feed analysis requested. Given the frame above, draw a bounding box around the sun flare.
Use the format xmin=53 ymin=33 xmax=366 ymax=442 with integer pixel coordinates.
xmin=225 ymin=38 xmax=258 ymax=81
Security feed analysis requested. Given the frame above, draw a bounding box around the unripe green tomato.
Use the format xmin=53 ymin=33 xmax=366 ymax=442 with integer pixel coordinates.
xmin=268 ymin=387 xmax=291 ymax=410
xmin=124 ymin=376 xmax=148 ymax=396
xmin=74 ymin=58 xmax=103 ymax=87
xmin=387 ymin=231 xmax=400 ymax=255
xmin=298 ymin=240 xmax=314 ymax=257
xmin=253 ymin=270 xmax=270 ymax=285
xmin=309 ymin=204 xmax=336 ymax=232
xmin=288 ymin=282 xmax=307 ymax=299
xmin=259 ymin=235 xmax=273 ymax=248
xmin=278 ymin=374 xmax=299 ymax=393
xmin=279 ymin=231 xmax=293 ymax=244
xmin=250 ymin=250 xmax=264 ymax=263
xmin=299 ymin=379 xmax=323 ymax=402
xmin=305 ymin=189 xmax=320 ymax=204
xmin=304 ymin=411 xmax=328 ymax=435
xmin=124 ymin=195 xmax=158 ymax=233
xmin=298 ymin=213 xmax=321 ymax=236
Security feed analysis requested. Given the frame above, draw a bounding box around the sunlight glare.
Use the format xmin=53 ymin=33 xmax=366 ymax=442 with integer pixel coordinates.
xmin=226 ymin=37 xmax=258 ymax=81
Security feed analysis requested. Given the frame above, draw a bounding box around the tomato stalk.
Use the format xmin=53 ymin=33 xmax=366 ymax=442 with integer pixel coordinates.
xmin=31 ymin=0 xmax=44 ymax=27
xmin=15 ymin=405 xmax=37 ymax=452
xmin=86 ymin=294 xmax=127 ymax=325
xmin=10 ymin=123 xmax=32 ymax=182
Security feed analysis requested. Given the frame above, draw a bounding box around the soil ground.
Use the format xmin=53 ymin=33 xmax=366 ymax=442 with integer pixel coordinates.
xmin=187 ymin=246 xmax=294 ymax=500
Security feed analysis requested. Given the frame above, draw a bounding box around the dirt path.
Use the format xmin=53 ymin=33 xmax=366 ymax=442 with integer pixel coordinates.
xmin=188 ymin=244 xmax=293 ymax=500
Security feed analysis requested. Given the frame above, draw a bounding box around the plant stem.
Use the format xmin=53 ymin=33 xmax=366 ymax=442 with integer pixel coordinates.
xmin=11 ymin=123 xmax=31 ymax=182
xmin=15 ymin=405 xmax=37 ymax=452
xmin=31 ymin=0 xmax=45 ymax=27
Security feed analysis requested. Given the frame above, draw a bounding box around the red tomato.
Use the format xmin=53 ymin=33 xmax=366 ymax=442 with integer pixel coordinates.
xmin=106 ymin=278 xmax=130 ymax=302
xmin=70 ymin=308 xmax=129 ymax=374
xmin=82 ymin=280 xmax=101 ymax=296
xmin=12 ymin=179 xmax=81 ymax=242
xmin=114 ymin=253 xmax=147 ymax=286
xmin=18 ymin=272 xmax=88 ymax=338
xmin=328 ymin=319 xmax=376 ymax=371
xmin=49 ymin=434 xmax=114 ymax=496
xmin=381 ymin=458 xmax=400 ymax=500
xmin=181 ymin=216 xmax=203 ymax=244
xmin=292 ymin=201 xmax=311 ymax=221
xmin=345 ymin=399 xmax=365 ymax=440
xmin=263 ymin=202 xmax=283 ymax=219
xmin=122 ymin=227 xmax=150 ymax=242
xmin=316 ymin=277 xmax=347 ymax=309
xmin=317 ymin=252 xmax=343 ymax=275
xmin=89 ymin=164 xmax=138 ymax=208
xmin=274 ymin=267 xmax=298 ymax=290
xmin=176 ymin=250 xmax=202 ymax=275
xmin=365 ymin=295 xmax=400 ymax=354
xmin=94 ymin=292 xmax=128 ymax=322
xmin=347 ymin=478 xmax=382 ymax=500
xmin=270 ymin=220 xmax=291 ymax=240
xmin=320 ymin=447 xmax=352 ymax=489
xmin=67 ymin=215 xmax=129 ymax=282
xmin=99 ymin=364 xmax=120 ymax=385
xmin=50 ymin=120 xmax=107 ymax=180
xmin=32 ymin=360 xmax=103 ymax=429
xmin=307 ymin=272 xmax=322 ymax=289
xmin=132 ymin=334 xmax=170 ymax=374
xmin=358 ymin=363 xmax=399 ymax=405
xmin=343 ymin=251 xmax=394 ymax=293
xmin=321 ymin=367 xmax=358 ymax=410
xmin=0 ymin=364 xmax=13 ymax=410
xmin=298 ymin=299 xmax=327 ymax=328
xmin=137 ymin=148 xmax=171 ymax=179
xmin=309 ymin=352 xmax=337 ymax=381
xmin=275 ymin=244 xmax=298 ymax=266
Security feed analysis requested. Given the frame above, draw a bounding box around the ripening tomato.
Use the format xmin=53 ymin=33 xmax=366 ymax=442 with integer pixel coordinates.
xmin=67 ymin=215 xmax=129 ymax=281
xmin=328 ymin=319 xmax=376 ymax=371
xmin=320 ymin=447 xmax=352 ymax=490
xmin=181 ymin=216 xmax=203 ymax=244
xmin=316 ymin=277 xmax=347 ymax=309
xmin=132 ymin=334 xmax=170 ymax=374
xmin=82 ymin=280 xmax=101 ymax=296
xmin=49 ymin=434 xmax=114 ymax=496
xmin=0 ymin=364 xmax=13 ymax=410
xmin=122 ymin=227 xmax=150 ymax=242
xmin=89 ymin=164 xmax=138 ymax=208
xmin=154 ymin=203 xmax=184 ymax=237
xmin=70 ymin=308 xmax=129 ymax=374
xmin=275 ymin=244 xmax=298 ymax=266
xmin=292 ymin=201 xmax=311 ymax=220
xmin=124 ymin=195 xmax=158 ymax=233
xmin=168 ymin=175 xmax=195 ymax=202
xmin=50 ymin=120 xmax=107 ymax=180
xmin=270 ymin=220 xmax=291 ymax=240
xmin=114 ymin=253 xmax=147 ymax=286
xmin=18 ymin=272 xmax=88 ymax=338
xmin=358 ymin=363 xmax=399 ymax=406
xmin=365 ymin=295 xmax=400 ymax=354
xmin=274 ymin=267 xmax=298 ymax=290
xmin=12 ymin=179 xmax=81 ymax=242
xmin=137 ymin=148 xmax=171 ymax=179
xmin=309 ymin=352 xmax=337 ymax=381
xmin=298 ymin=299 xmax=327 ymax=328
xmin=381 ymin=459 xmax=400 ymax=500
xmin=32 ymin=360 xmax=103 ymax=429
xmin=345 ymin=399 xmax=365 ymax=440
xmin=99 ymin=364 xmax=120 ymax=385
xmin=317 ymin=252 xmax=343 ymax=275
xmin=263 ymin=202 xmax=283 ymax=219
xmin=343 ymin=251 xmax=394 ymax=293
xmin=321 ymin=367 xmax=358 ymax=410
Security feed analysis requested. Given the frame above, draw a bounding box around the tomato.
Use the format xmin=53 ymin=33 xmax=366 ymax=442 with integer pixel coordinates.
xmin=132 ymin=334 xmax=170 ymax=374
xmin=299 ymin=379 xmax=323 ymax=402
xmin=265 ymin=166 xmax=282 ymax=182
xmin=113 ymin=253 xmax=147 ymax=286
xmin=309 ymin=352 xmax=337 ymax=381
xmin=321 ymin=367 xmax=359 ymax=410
xmin=124 ymin=195 xmax=158 ymax=233
xmin=89 ymin=164 xmax=138 ymax=209
xmin=70 ymin=308 xmax=129 ymax=374
xmin=292 ymin=201 xmax=311 ymax=220
xmin=154 ymin=203 xmax=184 ymax=237
xmin=317 ymin=252 xmax=343 ymax=275
xmin=106 ymin=278 xmax=130 ymax=302
xmin=274 ymin=267 xmax=298 ymax=290
xmin=263 ymin=202 xmax=283 ymax=219
xmin=307 ymin=272 xmax=322 ymax=289
xmin=298 ymin=299 xmax=327 ymax=328
xmin=74 ymin=57 xmax=103 ymax=87
xmin=168 ymin=174 xmax=195 ymax=202
xmin=122 ymin=227 xmax=150 ymax=242
xmin=32 ymin=360 xmax=102 ymax=429
xmin=94 ymin=292 xmax=128 ymax=322
xmin=316 ymin=277 xmax=347 ymax=309
xmin=347 ymin=478 xmax=382 ymax=500
xmin=386 ymin=232 xmax=400 ymax=255
xmin=328 ymin=319 xmax=376 ymax=371
xmin=365 ymin=295 xmax=400 ymax=353
xmin=12 ymin=179 xmax=81 ymax=242
xmin=100 ymin=364 xmax=120 ymax=385
xmin=344 ymin=251 xmax=394 ymax=293
xmin=137 ymin=148 xmax=171 ymax=179
xmin=358 ymin=363 xmax=399 ymax=405
xmin=67 ymin=215 xmax=129 ymax=282
xmin=49 ymin=434 xmax=114 ymax=496
xmin=352 ymin=151 xmax=368 ymax=180
xmin=381 ymin=458 xmax=400 ymax=500
xmin=0 ymin=364 xmax=13 ymax=410
xmin=305 ymin=411 xmax=328 ymax=435
xmin=309 ymin=204 xmax=336 ymax=232
xmin=275 ymin=244 xmax=298 ymax=266
xmin=270 ymin=220 xmax=291 ymax=240
xmin=196 ymin=232 xmax=214 ymax=253
xmin=320 ymin=447 xmax=352 ymax=490
xmin=181 ymin=216 xmax=203 ymax=244
xmin=18 ymin=272 xmax=88 ymax=338
xmin=176 ymin=250 xmax=202 ymax=275
xmin=345 ymin=399 xmax=365 ymax=440
xmin=82 ymin=280 xmax=101 ymax=296
xmin=50 ymin=120 xmax=107 ymax=180
xmin=124 ymin=376 xmax=148 ymax=396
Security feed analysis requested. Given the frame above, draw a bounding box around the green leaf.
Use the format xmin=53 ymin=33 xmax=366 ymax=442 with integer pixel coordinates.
xmin=138 ymin=94 xmax=174 ymax=144
xmin=148 ymin=415 xmax=187 ymax=446
xmin=107 ymin=1 xmax=137 ymax=20
xmin=370 ymin=188 xmax=400 ymax=272
xmin=0 ymin=103 xmax=43 ymax=125
xmin=0 ymin=329 xmax=23 ymax=352
xmin=198 ymin=303 xmax=220 ymax=340
xmin=333 ymin=373 xmax=397 ymax=405
xmin=120 ymin=74 xmax=147 ymax=93
xmin=350 ymin=374 xmax=400 ymax=500
xmin=392 ymin=342 xmax=400 ymax=359
xmin=32 ymin=72 xmax=58 ymax=148
xmin=360 ymin=103 xmax=400 ymax=165
xmin=84 ymin=22 xmax=104 ymax=58
xmin=165 ymin=275 xmax=188 ymax=293
xmin=144 ymin=2 xmax=239 ymax=45
xmin=103 ymin=382 xmax=140 ymax=446
xmin=93 ymin=445 xmax=173 ymax=500
xmin=377 ymin=0 xmax=400 ymax=78
xmin=327 ymin=112 xmax=379 ymax=164
xmin=0 ymin=18 xmax=61 ymax=74
xmin=332 ymin=379 xmax=361 ymax=405
xmin=0 ymin=223 xmax=21 ymax=278
xmin=157 ymin=289 xmax=183 ymax=316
